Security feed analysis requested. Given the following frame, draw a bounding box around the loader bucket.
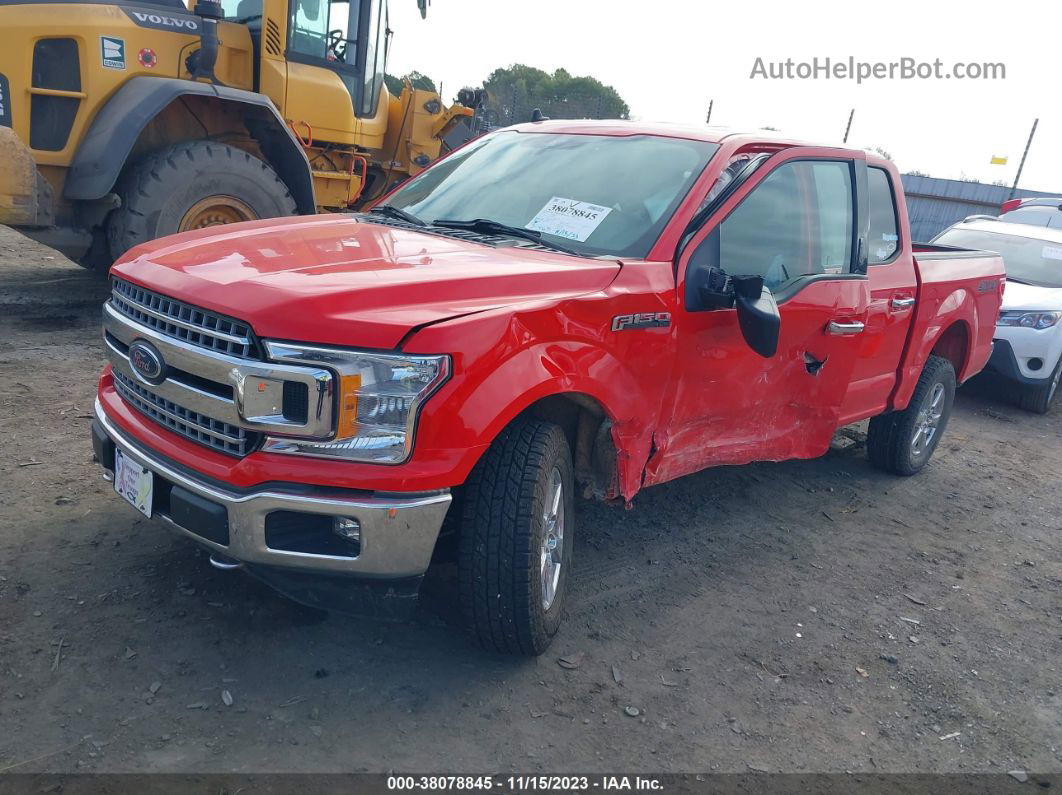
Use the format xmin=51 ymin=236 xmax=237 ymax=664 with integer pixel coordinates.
xmin=0 ymin=126 xmax=52 ymax=227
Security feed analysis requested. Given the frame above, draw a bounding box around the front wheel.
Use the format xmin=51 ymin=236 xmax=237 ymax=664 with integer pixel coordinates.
xmin=867 ymin=355 xmax=956 ymax=476
xmin=458 ymin=418 xmax=574 ymax=655
xmin=1016 ymin=356 xmax=1061 ymax=414
xmin=107 ymin=141 xmax=298 ymax=263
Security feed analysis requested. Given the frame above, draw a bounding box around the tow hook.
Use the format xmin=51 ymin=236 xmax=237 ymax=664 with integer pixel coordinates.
xmin=209 ymin=552 xmax=243 ymax=571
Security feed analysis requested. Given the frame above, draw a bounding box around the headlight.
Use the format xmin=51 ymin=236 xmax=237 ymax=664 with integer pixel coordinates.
xmin=998 ymin=311 xmax=1060 ymax=330
xmin=260 ymin=342 xmax=449 ymax=464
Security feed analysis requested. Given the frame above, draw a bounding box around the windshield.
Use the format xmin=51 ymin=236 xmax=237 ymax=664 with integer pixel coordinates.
xmin=380 ymin=131 xmax=719 ymax=258
xmin=934 ymin=228 xmax=1062 ymax=288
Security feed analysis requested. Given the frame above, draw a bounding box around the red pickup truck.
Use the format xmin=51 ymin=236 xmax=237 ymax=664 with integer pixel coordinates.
xmin=92 ymin=122 xmax=1005 ymax=654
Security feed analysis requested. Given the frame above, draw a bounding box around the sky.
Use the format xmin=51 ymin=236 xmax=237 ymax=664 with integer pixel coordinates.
xmin=385 ymin=0 xmax=1059 ymax=192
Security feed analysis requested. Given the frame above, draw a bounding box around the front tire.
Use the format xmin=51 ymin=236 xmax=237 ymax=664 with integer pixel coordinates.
xmin=458 ymin=418 xmax=574 ymax=655
xmin=107 ymin=141 xmax=298 ymax=262
xmin=1016 ymin=357 xmax=1061 ymax=414
xmin=867 ymin=355 xmax=956 ymax=476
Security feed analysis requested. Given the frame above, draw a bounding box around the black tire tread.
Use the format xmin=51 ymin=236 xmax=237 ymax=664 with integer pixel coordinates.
xmin=1016 ymin=358 xmax=1060 ymax=414
xmin=867 ymin=355 xmax=955 ymax=476
xmin=458 ymin=418 xmax=571 ymax=655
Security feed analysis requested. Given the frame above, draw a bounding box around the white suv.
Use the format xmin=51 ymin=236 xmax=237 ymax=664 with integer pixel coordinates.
xmin=934 ymin=219 xmax=1062 ymax=413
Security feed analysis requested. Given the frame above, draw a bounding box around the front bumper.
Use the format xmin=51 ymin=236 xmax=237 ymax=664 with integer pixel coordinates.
xmin=987 ymin=338 xmax=1060 ymax=386
xmin=92 ymin=400 xmax=452 ymax=616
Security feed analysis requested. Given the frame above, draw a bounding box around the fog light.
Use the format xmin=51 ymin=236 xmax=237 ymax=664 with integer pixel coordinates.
xmin=333 ymin=517 xmax=361 ymax=543
xmin=1028 ymin=357 xmax=1044 ymax=371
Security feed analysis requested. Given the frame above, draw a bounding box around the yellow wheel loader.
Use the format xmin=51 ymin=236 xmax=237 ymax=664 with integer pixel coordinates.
xmin=0 ymin=0 xmax=477 ymax=267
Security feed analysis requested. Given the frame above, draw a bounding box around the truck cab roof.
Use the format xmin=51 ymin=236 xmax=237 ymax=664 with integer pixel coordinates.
xmin=504 ymin=119 xmax=868 ymax=155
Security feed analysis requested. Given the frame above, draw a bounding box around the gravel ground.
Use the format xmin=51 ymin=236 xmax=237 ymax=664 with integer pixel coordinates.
xmin=0 ymin=224 xmax=1059 ymax=775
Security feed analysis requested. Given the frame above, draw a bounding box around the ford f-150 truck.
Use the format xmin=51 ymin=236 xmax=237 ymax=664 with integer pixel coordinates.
xmin=91 ymin=122 xmax=1006 ymax=655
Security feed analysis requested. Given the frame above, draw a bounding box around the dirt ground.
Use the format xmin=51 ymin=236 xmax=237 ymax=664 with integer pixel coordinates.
xmin=0 ymin=223 xmax=1059 ymax=776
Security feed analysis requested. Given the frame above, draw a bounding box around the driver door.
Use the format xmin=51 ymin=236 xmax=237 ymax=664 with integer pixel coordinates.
xmin=645 ymin=149 xmax=871 ymax=486
xmin=282 ymin=0 xmax=384 ymax=141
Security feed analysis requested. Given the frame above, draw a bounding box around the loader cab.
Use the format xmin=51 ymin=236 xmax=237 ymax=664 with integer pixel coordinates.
xmin=223 ymin=0 xmax=390 ymax=141
xmin=284 ymin=0 xmax=388 ymax=117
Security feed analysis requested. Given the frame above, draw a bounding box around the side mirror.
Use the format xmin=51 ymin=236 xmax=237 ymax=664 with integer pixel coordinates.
xmin=732 ymin=276 xmax=780 ymax=358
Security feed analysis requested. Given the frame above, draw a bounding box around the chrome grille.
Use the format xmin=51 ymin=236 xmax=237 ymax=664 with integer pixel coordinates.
xmin=111 ymin=279 xmax=255 ymax=359
xmin=113 ymin=371 xmax=257 ymax=456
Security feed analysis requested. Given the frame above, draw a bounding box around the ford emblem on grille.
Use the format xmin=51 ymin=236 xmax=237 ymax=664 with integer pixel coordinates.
xmin=128 ymin=340 xmax=166 ymax=384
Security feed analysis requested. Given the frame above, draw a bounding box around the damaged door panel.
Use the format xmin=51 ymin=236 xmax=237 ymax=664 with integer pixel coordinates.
xmin=645 ymin=151 xmax=870 ymax=485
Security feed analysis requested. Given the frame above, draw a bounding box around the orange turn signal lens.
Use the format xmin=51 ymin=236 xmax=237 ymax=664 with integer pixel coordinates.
xmin=336 ymin=373 xmax=361 ymax=438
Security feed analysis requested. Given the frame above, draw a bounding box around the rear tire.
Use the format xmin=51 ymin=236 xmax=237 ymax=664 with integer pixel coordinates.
xmin=867 ymin=355 xmax=956 ymax=476
xmin=457 ymin=418 xmax=574 ymax=655
xmin=107 ymin=141 xmax=297 ymax=262
xmin=1016 ymin=357 xmax=1061 ymax=414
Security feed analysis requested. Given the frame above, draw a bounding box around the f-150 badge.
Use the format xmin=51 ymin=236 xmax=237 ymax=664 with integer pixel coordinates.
xmin=612 ymin=312 xmax=672 ymax=332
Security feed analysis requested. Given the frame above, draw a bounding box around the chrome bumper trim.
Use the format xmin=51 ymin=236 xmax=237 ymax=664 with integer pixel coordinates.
xmin=95 ymin=400 xmax=451 ymax=578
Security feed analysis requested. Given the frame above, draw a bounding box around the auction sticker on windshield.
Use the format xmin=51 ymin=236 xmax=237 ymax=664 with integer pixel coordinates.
xmin=114 ymin=449 xmax=153 ymax=518
xmin=526 ymin=197 xmax=612 ymax=242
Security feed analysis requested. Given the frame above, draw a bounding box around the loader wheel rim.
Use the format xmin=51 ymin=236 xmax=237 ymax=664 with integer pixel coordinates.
xmin=178 ymin=196 xmax=257 ymax=231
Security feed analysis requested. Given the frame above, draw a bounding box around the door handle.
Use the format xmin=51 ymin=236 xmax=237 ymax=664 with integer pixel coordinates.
xmin=827 ymin=320 xmax=866 ymax=335
xmin=891 ymin=296 xmax=916 ymax=310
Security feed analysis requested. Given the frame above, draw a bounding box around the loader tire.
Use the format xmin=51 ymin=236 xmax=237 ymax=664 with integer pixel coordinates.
xmin=1016 ymin=356 xmax=1061 ymax=414
xmin=458 ymin=418 xmax=574 ymax=656
xmin=107 ymin=141 xmax=297 ymax=262
xmin=867 ymin=355 xmax=956 ymax=476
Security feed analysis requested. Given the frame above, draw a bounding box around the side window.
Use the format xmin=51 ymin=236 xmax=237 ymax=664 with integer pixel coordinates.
xmin=692 ymin=160 xmax=854 ymax=292
xmin=289 ymin=0 xmax=352 ymax=62
xmin=867 ymin=167 xmax=900 ymax=263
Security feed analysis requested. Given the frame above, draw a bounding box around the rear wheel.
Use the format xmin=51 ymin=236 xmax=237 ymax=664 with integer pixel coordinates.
xmin=107 ymin=141 xmax=297 ymax=263
xmin=1016 ymin=357 xmax=1061 ymax=414
xmin=867 ymin=355 xmax=956 ymax=476
xmin=457 ymin=418 xmax=574 ymax=655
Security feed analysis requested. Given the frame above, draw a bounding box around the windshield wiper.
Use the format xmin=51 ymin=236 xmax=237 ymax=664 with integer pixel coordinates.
xmin=432 ymin=218 xmax=582 ymax=256
xmin=368 ymin=205 xmax=426 ymax=227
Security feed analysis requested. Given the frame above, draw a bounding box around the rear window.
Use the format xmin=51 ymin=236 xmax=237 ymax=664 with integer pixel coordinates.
xmin=933 ymin=227 xmax=1062 ymax=288
xmin=999 ymin=206 xmax=1062 ymax=230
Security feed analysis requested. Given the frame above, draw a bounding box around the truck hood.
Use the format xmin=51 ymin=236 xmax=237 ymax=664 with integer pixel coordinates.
xmin=1002 ymin=279 xmax=1062 ymax=311
xmin=111 ymin=215 xmax=622 ymax=350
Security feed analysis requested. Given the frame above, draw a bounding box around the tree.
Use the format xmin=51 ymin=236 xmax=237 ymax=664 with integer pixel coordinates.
xmin=871 ymin=146 xmax=894 ymax=161
xmin=477 ymin=64 xmax=630 ymax=126
xmin=384 ymin=70 xmax=437 ymax=96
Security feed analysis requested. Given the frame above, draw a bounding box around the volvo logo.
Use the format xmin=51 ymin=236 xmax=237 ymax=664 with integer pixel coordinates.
xmin=128 ymin=340 xmax=166 ymax=384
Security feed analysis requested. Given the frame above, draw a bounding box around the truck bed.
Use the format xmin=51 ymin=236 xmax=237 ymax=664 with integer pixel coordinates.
xmin=890 ymin=243 xmax=1006 ymax=409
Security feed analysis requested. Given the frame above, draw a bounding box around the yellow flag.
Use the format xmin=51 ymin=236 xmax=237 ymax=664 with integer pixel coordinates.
xmin=990 ymin=156 xmax=1009 ymax=165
